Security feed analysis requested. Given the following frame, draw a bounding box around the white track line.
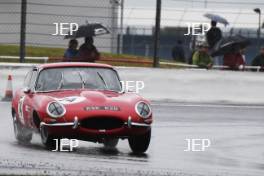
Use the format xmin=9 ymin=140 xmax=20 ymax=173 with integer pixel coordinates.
xmin=151 ymin=103 xmax=264 ymax=109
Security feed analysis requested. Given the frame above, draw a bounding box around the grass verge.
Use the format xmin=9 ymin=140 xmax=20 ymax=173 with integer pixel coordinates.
xmin=0 ymin=45 xmax=182 ymax=68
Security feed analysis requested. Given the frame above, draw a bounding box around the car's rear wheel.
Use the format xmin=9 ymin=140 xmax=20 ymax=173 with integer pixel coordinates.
xmin=13 ymin=113 xmax=32 ymax=144
xmin=40 ymin=125 xmax=58 ymax=150
xmin=128 ymin=129 xmax=151 ymax=153
xmin=103 ymin=138 xmax=119 ymax=149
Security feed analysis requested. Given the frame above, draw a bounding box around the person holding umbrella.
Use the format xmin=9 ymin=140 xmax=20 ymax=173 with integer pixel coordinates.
xmin=192 ymin=41 xmax=213 ymax=69
xmin=212 ymin=35 xmax=250 ymax=71
xmin=204 ymin=13 xmax=228 ymax=50
xmin=206 ymin=20 xmax=222 ymax=50
xmin=78 ymin=37 xmax=100 ymax=62
xmin=64 ymin=22 xmax=110 ymax=62
xmin=204 ymin=14 xmax=228 ymax=65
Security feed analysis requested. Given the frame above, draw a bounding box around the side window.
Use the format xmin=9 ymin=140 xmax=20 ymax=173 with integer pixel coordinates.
xmin=23 ymin=71 xmax=33 ymax=87
xmin=29 ymin=71 xmax=38 ymax=90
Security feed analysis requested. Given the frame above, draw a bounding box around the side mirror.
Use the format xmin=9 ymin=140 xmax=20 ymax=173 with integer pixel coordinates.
xmin=23 ymin=87 xmax=31 ymax=94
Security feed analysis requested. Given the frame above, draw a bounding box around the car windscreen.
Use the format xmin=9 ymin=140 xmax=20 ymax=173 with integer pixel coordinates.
xmin=35 ymin=67 xmax=122 ymax=92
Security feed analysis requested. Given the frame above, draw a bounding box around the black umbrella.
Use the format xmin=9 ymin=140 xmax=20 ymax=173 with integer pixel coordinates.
xmin=64 ymin=23 xmax=110 ymax=39
xmin=212 ymin=35 xmax=250 ymax=57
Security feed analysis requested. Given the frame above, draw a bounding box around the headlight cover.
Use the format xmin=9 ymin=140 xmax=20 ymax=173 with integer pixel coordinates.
xmin=46 ymin=101 xmax=66 ymax=118
xmin=135 ymin=101 xmax=151 ymax=119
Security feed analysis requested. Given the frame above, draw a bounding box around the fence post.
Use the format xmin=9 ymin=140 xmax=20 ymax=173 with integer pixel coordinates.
xmin=20 ymin=0 xmax=27 ymax=63
xmin=153 ymin=0 xmax=161 ymax=68
xmin=119 ymin=0 xmax=124 ymax=54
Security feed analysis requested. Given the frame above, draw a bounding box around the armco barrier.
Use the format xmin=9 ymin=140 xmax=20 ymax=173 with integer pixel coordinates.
xmin=0 ymin=56 xmax=48 ymax=63
xmin=48 ymin=56 xmax=153 ymax=67
xmin=0 ymin=62 xmax=36 ymax=69
xmin=0 ymin=56 xmax=262 ymax=71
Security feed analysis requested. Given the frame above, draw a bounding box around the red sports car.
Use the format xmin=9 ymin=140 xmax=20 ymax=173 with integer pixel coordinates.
xmin=11 ymin=63 xmax=152 ymax=153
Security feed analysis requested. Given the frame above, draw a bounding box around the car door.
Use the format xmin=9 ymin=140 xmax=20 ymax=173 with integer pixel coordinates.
xmin=18 ymin=69 xmax=38 ymax=127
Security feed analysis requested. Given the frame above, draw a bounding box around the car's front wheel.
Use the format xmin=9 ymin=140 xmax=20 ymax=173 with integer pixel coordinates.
xmin=13 ymin=114 xmax=32 ymax=144
xmin=128 ymin=129 xmax=151 ymax=153
xmin=40 ymin=125 xmax=58 ymax=150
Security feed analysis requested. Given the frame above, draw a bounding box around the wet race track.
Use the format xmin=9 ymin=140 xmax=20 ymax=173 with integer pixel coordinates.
xmin=0 ymin=101 xmax=264 ymax=176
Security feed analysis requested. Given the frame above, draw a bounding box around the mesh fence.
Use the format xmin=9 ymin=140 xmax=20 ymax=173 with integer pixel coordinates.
xmin=0 ymin=0 xmax=119 ymax=53
xmin=0 ymin=1 xmax=21 ymax=45
xmin=0 ymin=0 xmax=263 ymax=62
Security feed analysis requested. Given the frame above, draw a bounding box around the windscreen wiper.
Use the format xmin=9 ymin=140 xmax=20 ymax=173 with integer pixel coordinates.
xmin=78 ymin=71 xmax=85 ymax=89
xmin=58 ymin=72 xmax=64 ymax=89
xmin=97 ymin=72 xmax=108 ymax=89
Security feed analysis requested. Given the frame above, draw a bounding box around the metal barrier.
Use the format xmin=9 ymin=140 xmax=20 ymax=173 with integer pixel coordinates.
xmin=0 ymin=55 xmax=262 ymax=72
xmin=0 ymin=62 xmax=36 ymax=69
xmin=0 ymin=56 xmax=49 ymax=63
xmin=160 ymin=62 xmax=262 ymax=72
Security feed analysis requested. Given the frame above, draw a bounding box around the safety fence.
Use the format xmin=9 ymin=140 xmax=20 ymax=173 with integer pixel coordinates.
xmin=0 ymin=56 xmax=262 ymax=72
xmin=0 ymin=0 xmax=263 ymax=65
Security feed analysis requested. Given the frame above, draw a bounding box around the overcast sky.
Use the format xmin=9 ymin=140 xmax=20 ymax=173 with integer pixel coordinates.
xmin=123 ymin=0 xmax=264 ymax=29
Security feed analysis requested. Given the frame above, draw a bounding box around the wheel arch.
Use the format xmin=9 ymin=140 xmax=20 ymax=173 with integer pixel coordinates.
xmin=11 ymin=107 xmax=16 ymax=118
xmin=32 ymin=110 xmax=41 ymax=128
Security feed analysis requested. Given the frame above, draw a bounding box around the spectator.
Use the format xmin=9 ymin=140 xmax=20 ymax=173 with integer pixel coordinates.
xmin=223 ymin=48 xmax=246 ymax=70
xmin=251 ymin=46 xmax=264 ymax=71
xmin=172 ymin=40 xmax=185 ymax=62
xmin=63 ymin=39 xmax=78 ymax=61
xmin=192 ymin=42 xmax=213 ymax=69
xmin=189 ymin=24 xmax=205 ymax=64
xmin=78 ymin=37 xmax=100 ymax=62
xmin=206 ymin=21 xmax=222 ymax=50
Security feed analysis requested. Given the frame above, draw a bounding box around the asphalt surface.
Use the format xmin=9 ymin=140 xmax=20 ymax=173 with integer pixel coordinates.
xmin=0 ymin=101 xmax=264 ymax=176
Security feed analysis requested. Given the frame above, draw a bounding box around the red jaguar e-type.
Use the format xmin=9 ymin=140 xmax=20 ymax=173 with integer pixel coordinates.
xmin=11 ymin=63 xmax=152 ymax=153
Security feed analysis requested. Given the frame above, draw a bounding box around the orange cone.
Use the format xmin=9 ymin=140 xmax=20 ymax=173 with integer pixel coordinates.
xmin=2 ymin=75 xmax=13 ymax=101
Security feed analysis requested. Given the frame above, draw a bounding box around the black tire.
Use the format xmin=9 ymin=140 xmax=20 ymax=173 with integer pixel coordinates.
xmin=40 ymin=125 xmax=58 ymax=150
xmin=13 ymin=114 xmax=32 ymax=144
xmin=128 ymin=129 xmax=151 ymax=153
xmin=103 ymin=138 xmax=119 ymax=149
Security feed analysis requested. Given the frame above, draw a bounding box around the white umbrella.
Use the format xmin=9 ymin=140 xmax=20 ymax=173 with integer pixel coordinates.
xmin=204 ymin=13 xmax=229 ymax=26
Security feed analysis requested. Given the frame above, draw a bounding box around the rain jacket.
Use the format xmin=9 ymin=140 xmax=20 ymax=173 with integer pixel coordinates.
xmin=63 ymin=48 xmax=78 ymax=61
xmin=192 ymin=51 xmax=213 ymax=68
xmin=206 ymin=27 xmax=222 ymax=49
xmin=77 ymin=43 xmax=100 ymax=63
xmin=223 ymin=53 xmax=245 ymax=70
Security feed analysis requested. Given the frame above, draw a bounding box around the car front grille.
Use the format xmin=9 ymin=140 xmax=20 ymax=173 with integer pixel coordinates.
xmin=80 ymin=117 xmax=124 ymax=130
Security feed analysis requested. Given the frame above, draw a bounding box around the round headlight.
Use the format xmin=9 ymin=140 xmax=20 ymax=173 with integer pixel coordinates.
xmin=46 ymin=101 xmax=66 ymax=118
xmin=135 ymin=101 xmax=151 ymax=119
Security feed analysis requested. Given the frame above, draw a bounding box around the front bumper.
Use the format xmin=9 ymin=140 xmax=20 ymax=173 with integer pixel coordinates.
xmin=40 ymin=116 xmax=151 ymax=138
xmin=40 ymin=116 xmax=79 ymax=129
xmin=40 ymin=116 xmax=151 ymax=129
